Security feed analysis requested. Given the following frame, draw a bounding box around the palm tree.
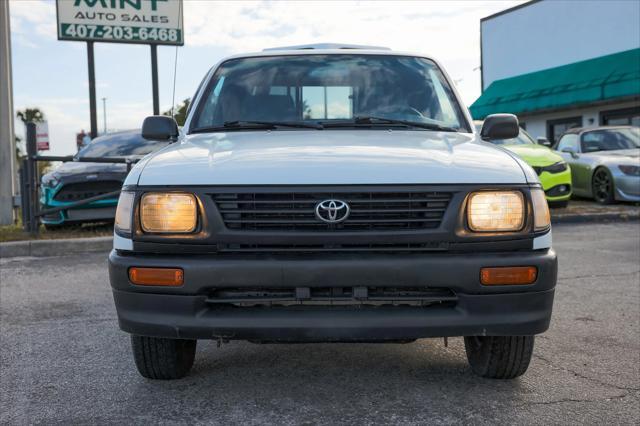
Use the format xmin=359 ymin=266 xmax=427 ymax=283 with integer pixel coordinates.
xmin=17 ymin=108 xmax=45 ymax=124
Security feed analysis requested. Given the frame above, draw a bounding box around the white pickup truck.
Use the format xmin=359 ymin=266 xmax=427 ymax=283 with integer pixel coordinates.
xmin=109 ymin=44 xmax=556 ymax=380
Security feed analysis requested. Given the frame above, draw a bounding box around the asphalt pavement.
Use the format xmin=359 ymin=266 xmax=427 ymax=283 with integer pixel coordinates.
xmin=1 ymin=223 xmax=639 ymax=425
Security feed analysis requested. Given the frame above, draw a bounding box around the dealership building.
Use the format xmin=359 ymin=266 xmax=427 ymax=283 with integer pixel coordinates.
xmin=470 ymin=0 xmax=640 ymax=143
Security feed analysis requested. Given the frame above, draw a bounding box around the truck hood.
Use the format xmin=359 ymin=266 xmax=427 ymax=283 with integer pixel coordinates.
xmin=504 ymin=144 xmax=563 ymax=167
xmin=134 ymin=130 xmax=527 ymax=186
xmin=52 ymin=160 xmax=127 ymax=176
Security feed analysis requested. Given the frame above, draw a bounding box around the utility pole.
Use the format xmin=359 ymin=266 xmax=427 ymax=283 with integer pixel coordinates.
xmin=102 ymin=97 xmax=107 ymax=134
xmin=0 ymin=0 xmax=16 ymax=225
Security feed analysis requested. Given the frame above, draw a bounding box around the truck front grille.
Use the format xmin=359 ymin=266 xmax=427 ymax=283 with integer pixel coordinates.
xmin=212 ymin=190 xmax=452 ymax=231
xmin=53 ymin=180 xmax=122 ymax=202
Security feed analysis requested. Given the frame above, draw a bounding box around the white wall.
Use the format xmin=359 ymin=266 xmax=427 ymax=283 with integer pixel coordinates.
xmin=482 ymin=0 xmax=640 ymax=90
xmin=520 ymin=100 xmax=640 ymax=140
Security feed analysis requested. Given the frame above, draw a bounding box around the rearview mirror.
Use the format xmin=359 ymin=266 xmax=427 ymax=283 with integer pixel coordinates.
xmin=480 ymin=114 xmax=519 ymax=141
xmin=142 ymin=116 xmax=179 ymax=141
xmin=537 ymin=137 xmax=552 ymax=147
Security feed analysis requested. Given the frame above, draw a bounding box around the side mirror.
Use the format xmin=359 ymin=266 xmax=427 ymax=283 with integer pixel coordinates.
xmin=562 ymin=148 xmax=579 ymax=159
xmin=537 ymin=137 xmax=552 ymax=147
xmin=480 ymin=114 xmax=519 ymax=141
xmin=142 ymin=116 xmax=179 ymax=141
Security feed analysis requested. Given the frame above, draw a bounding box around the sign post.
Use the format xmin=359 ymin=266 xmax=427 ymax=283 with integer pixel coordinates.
xmin=55 ymin=0 xmax=184 ymax=135
xmin=151 ymin=44 xmax=160 ymax=115
xmin=87 ymin=41 xmax=97 ymax=138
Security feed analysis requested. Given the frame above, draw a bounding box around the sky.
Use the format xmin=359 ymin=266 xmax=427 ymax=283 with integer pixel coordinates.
xmin=9 ymin=0 xmax=524 ymax=155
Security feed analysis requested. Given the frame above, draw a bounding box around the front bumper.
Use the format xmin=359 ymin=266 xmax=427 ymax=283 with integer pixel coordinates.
xmin=539 ymin=169 xmax=572 ymax=202
xmin=614 ymin=174 xmax=640 ymax=202
xmin=40 ymin=205 xmax=117 ymax=224
xmin=109 ymin=248 xmax=557 ymax=341
xmin=40 ymin=186 xmax=118 ymax=224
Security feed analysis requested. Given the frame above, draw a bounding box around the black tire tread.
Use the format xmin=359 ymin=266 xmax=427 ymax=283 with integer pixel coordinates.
xmin=592 ymin=167 xmax=615 ymax=205
xmin=464 ymin=335 xmax=534 ymax=379
xmin=131 ymin=335 xmax=196 ymax=380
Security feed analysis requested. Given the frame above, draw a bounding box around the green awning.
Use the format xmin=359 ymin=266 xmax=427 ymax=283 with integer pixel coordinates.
xmin=470 ymin=48 xmax=640 ymax=119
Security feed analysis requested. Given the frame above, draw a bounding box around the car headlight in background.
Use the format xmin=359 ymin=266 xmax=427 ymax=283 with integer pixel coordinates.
xmin=467 ymin=191 xmax=524 ymax=232
xmin=114 ymin=191 xmax=135 ymax=233
xmin=41 ymin=174 xmax=60 ymax=188
xmin=542 ymin=161 xmax=568 ymax=174
xmin=140 ymin=193 xmax=197 ymax=233
xmin=530 ymin=188 xmax=551 ymax=231
xmin=619 ymin=165 xmax=640 ymax=176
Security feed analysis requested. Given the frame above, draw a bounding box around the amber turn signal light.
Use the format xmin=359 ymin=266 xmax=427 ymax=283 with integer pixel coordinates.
xmin=129 ymin=267 xmax=184 ymax=286
xmin=480 ymin=266 xmax=537 ymax=285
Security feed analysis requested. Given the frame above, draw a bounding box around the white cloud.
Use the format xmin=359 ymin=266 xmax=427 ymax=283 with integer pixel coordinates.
xmin=182 ymin=0 xmax=524 ymax=103
xmin=9 ymin=0 xmax=57 ymax=46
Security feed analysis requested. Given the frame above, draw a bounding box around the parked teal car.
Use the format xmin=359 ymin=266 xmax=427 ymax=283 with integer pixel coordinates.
xmin=40 ymin=130 xmax=169 ymax=228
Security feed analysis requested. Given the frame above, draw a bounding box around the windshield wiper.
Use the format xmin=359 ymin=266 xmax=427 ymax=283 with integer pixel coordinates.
xmin=323 ymin=116 xmax=458 ymax=132
xmin=190 ymin=120 xmax=323 ymax=133
xmin=224 ymin=120 xmax=323 ymax=130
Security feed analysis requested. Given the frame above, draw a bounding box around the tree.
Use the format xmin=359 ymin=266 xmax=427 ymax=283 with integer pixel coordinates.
xmin=17 ymin=108 xmax=45 ymax=124
xmin=163 ymin=98 xmax=190 ymax=126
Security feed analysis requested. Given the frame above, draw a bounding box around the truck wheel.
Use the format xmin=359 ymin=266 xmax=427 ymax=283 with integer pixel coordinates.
xmin=131 ymin=335 xmax=196 ymax=380
xmin=464 ymin=335 xmax=534 ymax=379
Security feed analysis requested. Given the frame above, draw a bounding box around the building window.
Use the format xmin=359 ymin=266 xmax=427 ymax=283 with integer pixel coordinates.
xmin=600 ymin=107 xmax=640 ymax=127
xmin=547 ymin=116 xmax=582 ymax=144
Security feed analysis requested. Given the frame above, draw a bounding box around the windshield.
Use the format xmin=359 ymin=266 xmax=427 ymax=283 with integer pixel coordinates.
xmin=191 ymin=54 xmax=469 ymax=132
xmin=580 ymin=128 xmax=640 ymax=153
xmin=77 ymin=132 xmax=169 ymax=158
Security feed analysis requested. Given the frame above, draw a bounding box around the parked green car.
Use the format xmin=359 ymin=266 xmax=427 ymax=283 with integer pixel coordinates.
xmin=475 ymin=122 xmax=572 ymax=206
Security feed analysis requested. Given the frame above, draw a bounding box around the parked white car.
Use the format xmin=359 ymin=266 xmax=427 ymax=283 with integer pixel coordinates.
xmin=110 ymin=44 xmax=556 ymax=380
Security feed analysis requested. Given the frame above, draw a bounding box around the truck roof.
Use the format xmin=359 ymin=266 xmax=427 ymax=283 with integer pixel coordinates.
xmin=263 ymin=43 xmax=391 ymax=51
xmin=221 ymin=45 xmax=435 ymax=63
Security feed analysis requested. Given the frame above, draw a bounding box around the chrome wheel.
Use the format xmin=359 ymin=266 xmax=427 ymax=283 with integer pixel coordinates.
xmin=592 ymin=168 xmax=614 ymax=204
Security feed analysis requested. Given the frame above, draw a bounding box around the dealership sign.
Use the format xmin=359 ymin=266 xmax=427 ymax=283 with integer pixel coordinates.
xmin=56 ymin=0 xmax=184 ymax=45
xmin=36 ymin=122 xmax=50 ymax=151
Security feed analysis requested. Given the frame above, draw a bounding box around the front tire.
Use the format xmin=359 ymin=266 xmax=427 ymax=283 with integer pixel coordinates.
xmin=464 ymin=335 xmax=534 ymax=379
xmin=131 ymin=335 xmax=196 ymax=380
xmin=592 ymin=167 xmax=615 ymax=204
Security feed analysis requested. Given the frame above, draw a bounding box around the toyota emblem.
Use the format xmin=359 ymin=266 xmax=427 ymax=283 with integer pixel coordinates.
xmin=315 ymin=199 xmax=350 ymax=224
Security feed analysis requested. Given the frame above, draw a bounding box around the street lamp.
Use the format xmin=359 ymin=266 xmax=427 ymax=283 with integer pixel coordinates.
xmin=101 ymin=97 xmax=107 ymax=134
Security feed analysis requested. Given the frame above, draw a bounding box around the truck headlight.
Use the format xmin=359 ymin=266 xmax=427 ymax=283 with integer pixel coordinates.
xmin=467 ymin=191 xmax=524 ymax=232
xmin=530 ymin=188 xmax=551 ymax=231
xmin=114 ymin=191 xmax=135 ymax=233
xmin=140 ymin=193 xmax=197 ymax=233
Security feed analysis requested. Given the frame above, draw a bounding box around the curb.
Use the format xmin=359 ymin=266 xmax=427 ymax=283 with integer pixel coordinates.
xmin=0 ymin=236 xmax=113 ymax=259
